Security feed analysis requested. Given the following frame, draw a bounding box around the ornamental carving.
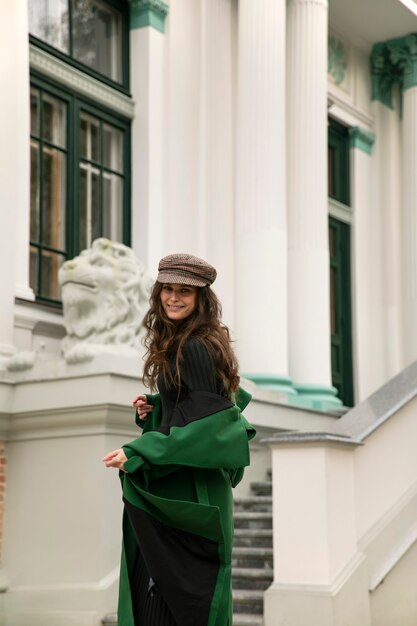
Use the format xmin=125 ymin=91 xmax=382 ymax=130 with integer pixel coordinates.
xmin=371 ymin=34 xmax=417 ymax=109
xmin=59 ymin=238 xmax=154 ymax=364
xmin=328 ymin=36 xmax=346 ymax=86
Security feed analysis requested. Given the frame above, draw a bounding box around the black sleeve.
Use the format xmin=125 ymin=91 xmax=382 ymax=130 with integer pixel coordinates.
xmin=171 ymin=338 xmax=233 ymax=426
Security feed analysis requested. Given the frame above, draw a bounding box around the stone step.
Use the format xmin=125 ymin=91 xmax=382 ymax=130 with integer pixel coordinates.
xmin=233 ymin=614 xmax=264 ymax=626
xmin=234 ymin=528 xmax=273 ymax=548
xmin=232 ymin=546 xmax=273 ymax=569
xmin=234 ymin=496 xmax=272 ymax=512
xmin=233 ymin=567 xmax=273 ymax=590
xmin=233 ymin=589 xmax=264 ymax=614
xmin=250 ymin=481 xmax=272 ymax=497
xmin=101 ymin=614 xmax=117 ymax=626
xmin=234 ymin=511 xmax=272 ymax=530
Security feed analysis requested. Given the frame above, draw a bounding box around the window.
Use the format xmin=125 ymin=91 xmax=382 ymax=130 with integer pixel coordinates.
xmin=28 ymin=0 xmax=129 ymax=89
xmin=30 ymin=76 xmax=131 ymax=303
xmin=328 ymin=118 xmax=353 ymax=407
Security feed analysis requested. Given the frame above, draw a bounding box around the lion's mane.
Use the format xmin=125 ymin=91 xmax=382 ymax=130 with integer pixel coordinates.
xmin=59 ymin=238 xmax=154 ymax=362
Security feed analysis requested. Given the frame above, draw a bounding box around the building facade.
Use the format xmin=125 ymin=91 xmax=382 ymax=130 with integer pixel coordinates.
xmin=1 ymin=0 xmax=417 ymax=624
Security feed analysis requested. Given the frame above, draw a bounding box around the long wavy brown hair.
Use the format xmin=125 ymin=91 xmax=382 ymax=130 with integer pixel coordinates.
xmin=142 ymin=282 xmax=240 ymax=398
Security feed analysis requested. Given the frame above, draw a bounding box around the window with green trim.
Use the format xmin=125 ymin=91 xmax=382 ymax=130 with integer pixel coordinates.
xmin=28 ymin=0 xmax=129 ymax=90
xmin=30 ymin=76 xmax=131 ymax=303
xmin=328 ymin=118 xmax=354 ymax=407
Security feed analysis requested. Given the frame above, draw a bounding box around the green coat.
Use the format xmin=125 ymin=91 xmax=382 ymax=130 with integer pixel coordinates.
xmin=118 ymin=387 xmax=255 ymax=626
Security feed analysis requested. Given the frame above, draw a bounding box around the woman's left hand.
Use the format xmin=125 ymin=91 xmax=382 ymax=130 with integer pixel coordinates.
xmin=102 ymin=448 xmax=128 ymax=471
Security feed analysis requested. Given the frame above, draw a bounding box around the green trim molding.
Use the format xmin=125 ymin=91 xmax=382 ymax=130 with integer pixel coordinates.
xmin=243 ymin=374 xmax=297 ymax=395
xmin=243 ymin=375 xmax=344 ymax=412
xmin=290 ymin=383 xmax=343 ymax=411
xmin=371 ymin=34 xmax=417 ymax=109
xmin=348 ymin=127 xmax=375 ymax=155
xmin=130 ymin=0 xmax=169 ymax=33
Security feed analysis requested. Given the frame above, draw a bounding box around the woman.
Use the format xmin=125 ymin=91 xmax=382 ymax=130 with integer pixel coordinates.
xmin=103 ymin=253 xmax=255 ymax=626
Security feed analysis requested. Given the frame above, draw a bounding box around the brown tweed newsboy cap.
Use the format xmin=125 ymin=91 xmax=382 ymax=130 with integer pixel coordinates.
xmin=157 ymin=253 xmax=217 ymax=287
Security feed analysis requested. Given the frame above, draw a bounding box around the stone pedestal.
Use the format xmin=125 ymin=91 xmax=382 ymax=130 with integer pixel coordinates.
xmin=1 ymin=356 xmax=144 ymax=626
xmin=263 ymin=433 xmax=371 ymax=626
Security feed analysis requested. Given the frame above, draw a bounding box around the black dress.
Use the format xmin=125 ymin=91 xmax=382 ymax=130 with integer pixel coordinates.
xmin=127 ymin=337 xmax=230 ymax=626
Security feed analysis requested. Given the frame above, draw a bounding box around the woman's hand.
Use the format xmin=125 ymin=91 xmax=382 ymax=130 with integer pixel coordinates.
xmin=102 ymin=448 xmax=128 ymax=471
xmin=133 ymin=394 xmax=153 ymax=421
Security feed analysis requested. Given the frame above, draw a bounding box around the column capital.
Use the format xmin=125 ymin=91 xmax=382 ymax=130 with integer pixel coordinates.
xmin=349 ymin=127 xmax=375 ymax=155
xmin=130 ymin=0 xmax=169 ymax=33
xmin=371 ymin=34 xmax=417 ymax=109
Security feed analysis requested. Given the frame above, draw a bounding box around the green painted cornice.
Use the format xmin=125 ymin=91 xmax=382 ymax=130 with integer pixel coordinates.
xmin=130 ymin=0 xmax=169 ymax=33
xmin=349 ymin=127 xmax=375 ymax=155
xmin=371 ymin=33 xmax=417 ymax=109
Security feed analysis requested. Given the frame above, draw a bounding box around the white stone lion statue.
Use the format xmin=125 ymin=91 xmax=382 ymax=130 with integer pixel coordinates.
xmin=59 ymin=238 xmax=154 ymax=364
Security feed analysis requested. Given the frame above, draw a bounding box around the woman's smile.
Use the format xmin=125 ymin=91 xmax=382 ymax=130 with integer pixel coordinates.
xmin=160 ymin=284 xmax=198 ymax=321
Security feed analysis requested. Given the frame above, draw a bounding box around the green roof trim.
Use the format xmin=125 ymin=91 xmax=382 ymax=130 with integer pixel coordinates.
xmin=349 ymin=127 xmax=375 ymax=155
xmin=130 ymin=0 xmax=169 ymax=33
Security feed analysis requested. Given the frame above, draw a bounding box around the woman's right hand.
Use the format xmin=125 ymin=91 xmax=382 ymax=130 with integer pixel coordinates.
xmin=133 ymin=394 xmax=153 ymax=421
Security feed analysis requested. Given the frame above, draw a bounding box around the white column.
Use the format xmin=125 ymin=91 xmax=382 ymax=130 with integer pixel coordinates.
xmin=198 ymin=0 xmax=236 ymax=329
xmin=402 ymin=86 xmax=417 ymax=367
xmin=0 ymin=3 xmax=29 ymax=366
xmin=349 ymin=127 xmax=387 ymax=402
xmin=235 ymin=0 xmax=289 ymax=386
xmin=287 ymin=0 xmax=337 ymax=405
xmin=13 ymin=4 xmax=34 ymax=302
xmin=130 ymin=21 xmax=166 ymax=277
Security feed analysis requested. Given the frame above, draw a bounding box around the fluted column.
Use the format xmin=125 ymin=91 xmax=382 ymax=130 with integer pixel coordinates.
xmin=402 ymin=85 xmax=417 ymax=366
xmin=130 ymin=0 xmax=169 ymax=274
xmin=0 ymin=3 xmax=29 ymax=366
xmin=287 ymin=0 xmax=339 ymax=408
xmin=371 ymin=34 xmax=417 ymax=368
xmin=235 ymin=0 xmax=290 ymax=391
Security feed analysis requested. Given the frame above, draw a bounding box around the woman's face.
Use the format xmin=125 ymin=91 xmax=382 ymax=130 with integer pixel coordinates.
xmin=160 ymin=283 xmax=198 ymax=322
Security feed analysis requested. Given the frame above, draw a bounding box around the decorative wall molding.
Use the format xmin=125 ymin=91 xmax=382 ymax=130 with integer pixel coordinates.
xmin=349 ymin=126 xmax=375 ymax=155
xmin=328 ymin=35 xmax=346 ymax=85
xmin=29 ymin=45 xmax=135 ymax=119
xmin=371 ymin=33 xmax=417 ymax=109
xmin=130 ymin=0 xmax=169 ymax=33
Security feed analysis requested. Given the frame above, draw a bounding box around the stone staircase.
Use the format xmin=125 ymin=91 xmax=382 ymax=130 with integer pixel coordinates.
xmin=102 ymin=472 xmax=273 ymax=626
xmin=232 ymin=472 xmax=273 ymax=626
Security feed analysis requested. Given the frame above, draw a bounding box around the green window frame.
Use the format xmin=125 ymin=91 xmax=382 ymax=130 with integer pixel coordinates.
xmin=328 ymin=118 xmax=354 ymax=407
xmin=28 ymin=0 xmax=130 ymax=92
xmin=30 ymin=72 xmax=131 ymax=304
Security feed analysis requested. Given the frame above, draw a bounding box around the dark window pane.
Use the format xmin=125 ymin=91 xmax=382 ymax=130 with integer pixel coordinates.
xmin=79 ymin=164 xmax=100 ymax=249
xmin=328 ymin=145 xmax=335 ymax=198
xmin=42 ymin=147 xmax=66 ymax=249
xmin=30 ymin=246 xmax=39 ymax=294
xmin=103 ymin=123 xmax=123 ymax=172
xmin=43 ymin=93 xmax=67 ymax=148
xmin=103 ymin=173 xmax=123 ymax=241
xmin=330 ymin=266 xmax=337 ymax=335
xmin=31 ymin=88 xmax=40 ymax=137
xmin=72 ymin=0 xmax=122 ymax=82
xmin=80 ymin=113 xmax=100 ymax=162
xmin=29 ymin=0 xmax=69 ymax=53
xmin=91 ymin=170 xmax=101 ymax=241
xmin=30 ymin=142 xmax=40 ymax=242
xmin=40 ymin=252 xmax=65 ymax=299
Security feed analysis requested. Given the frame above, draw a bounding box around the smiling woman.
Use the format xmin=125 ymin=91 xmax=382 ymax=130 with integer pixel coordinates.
xmin=103 ymin=253 xmax=255 ymax=626
xmin=160 ymin=284 xmax=198 ymax=321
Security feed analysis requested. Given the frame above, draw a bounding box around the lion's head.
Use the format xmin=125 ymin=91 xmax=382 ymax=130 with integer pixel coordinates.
xmin=58 ymin=238 xmax=154 ymax=362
